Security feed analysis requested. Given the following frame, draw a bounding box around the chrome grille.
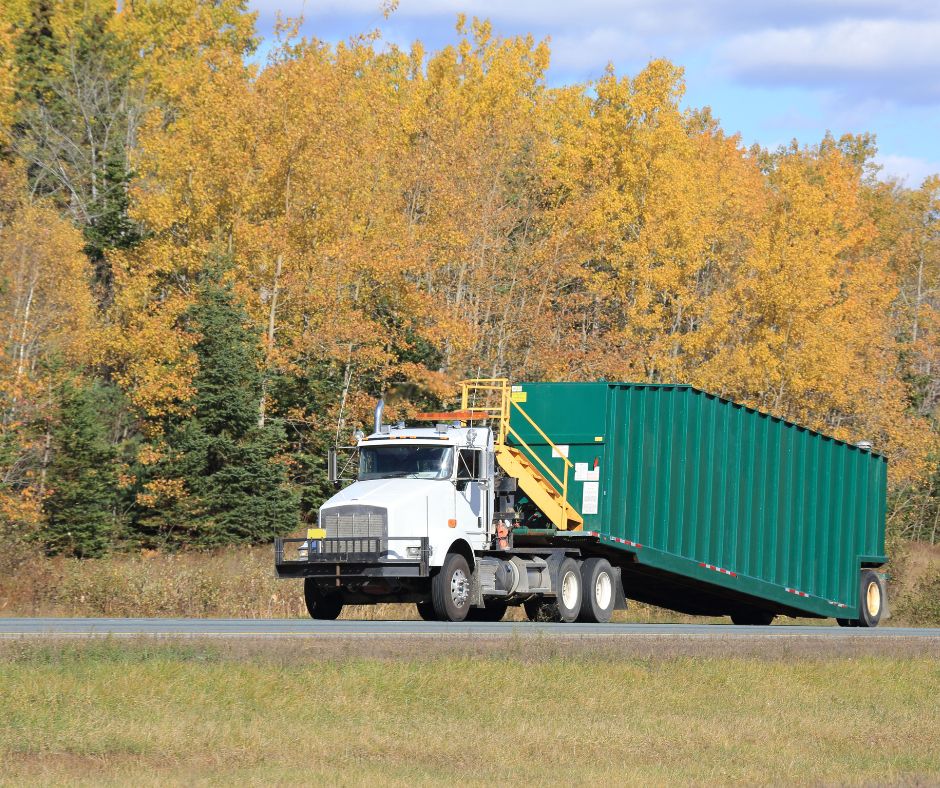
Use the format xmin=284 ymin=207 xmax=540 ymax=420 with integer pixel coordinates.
xmin=320 ymin=505 xmax=387 ymax=553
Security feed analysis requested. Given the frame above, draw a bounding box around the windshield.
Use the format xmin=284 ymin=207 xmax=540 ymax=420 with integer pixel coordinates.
xmin=358 ymin=445 xmax=454 ymax=481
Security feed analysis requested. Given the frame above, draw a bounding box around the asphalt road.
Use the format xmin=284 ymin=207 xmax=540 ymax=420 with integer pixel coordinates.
xmin=2 ymin=618 xmax=940 ymax=637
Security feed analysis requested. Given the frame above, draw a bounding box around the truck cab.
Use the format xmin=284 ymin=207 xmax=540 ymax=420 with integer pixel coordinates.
xmin=324 ymin=422 xmax=495 ymax=570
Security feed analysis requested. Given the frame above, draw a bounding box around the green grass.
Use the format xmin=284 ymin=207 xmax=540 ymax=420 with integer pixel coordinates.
xmin=1 ymin=638 xmax=939 ymax=785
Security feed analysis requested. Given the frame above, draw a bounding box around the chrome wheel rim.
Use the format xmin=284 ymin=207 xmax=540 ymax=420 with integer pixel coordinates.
xmin=561 ymin=570 xmax=578 ymax=609
xmin=595 ymin=571 xmax=612 ymax=610
xmin=451 ymin=568 xmax=469 ymax=608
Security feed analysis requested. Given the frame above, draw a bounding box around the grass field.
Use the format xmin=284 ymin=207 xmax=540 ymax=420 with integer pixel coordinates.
xmin=2 ymin=637 xmax=939 ymax=785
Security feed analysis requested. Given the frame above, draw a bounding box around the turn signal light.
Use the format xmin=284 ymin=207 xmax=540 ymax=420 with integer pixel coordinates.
xmin=447 ymin=518 xmax=457 ymax=528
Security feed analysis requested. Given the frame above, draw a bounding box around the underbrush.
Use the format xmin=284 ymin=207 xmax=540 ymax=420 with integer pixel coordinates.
xmin=1 ymin=541 xmax=938 ymax=624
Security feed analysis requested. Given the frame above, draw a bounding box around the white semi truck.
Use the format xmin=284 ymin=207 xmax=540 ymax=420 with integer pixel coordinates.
xmin=274 ymin=379 xmax=626 ymax=623
xmin=274 ymin=378 xmax=889 ymax=627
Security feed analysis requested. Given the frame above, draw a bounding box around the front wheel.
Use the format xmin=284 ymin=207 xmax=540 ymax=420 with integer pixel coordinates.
xmin=303 ymin=579 xmax=343 ymax=620
xmin=430 ymin=552 xmax=472 ymax=622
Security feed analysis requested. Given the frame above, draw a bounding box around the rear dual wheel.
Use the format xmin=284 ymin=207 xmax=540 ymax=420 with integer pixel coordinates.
xmin=578 ymin=558 xmax=617 ymax=623
xmin=524 ymin=557 xmax=585 ymax=623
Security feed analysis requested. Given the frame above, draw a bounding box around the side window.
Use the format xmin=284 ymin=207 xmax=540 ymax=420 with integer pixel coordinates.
xmin=457 ymin=449 xmax=483 ymax=481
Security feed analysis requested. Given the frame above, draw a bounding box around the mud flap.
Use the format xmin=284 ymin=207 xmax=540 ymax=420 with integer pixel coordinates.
xmin=613 ymin=566 xmax=628 ymax=611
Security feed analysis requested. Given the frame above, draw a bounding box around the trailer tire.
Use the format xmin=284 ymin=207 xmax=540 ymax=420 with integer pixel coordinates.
xmin=578 ymin=558 xmax=616 ymax=623
xmin=430 ymin=552 xmax=472 ymax=622
xmin=303 ymin=579 xmax=343 ymax=620
xmin=466 ymin=601 xmax=508 ymax=622
xmin=857 ymin=570 xmax=885 ymax=628
xmin=415 ymin=601 xmax=436 ymax=621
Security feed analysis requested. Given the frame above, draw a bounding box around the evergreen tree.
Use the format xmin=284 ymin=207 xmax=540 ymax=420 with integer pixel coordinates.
xmin=135 ymin=276 xmax=299 ymax=548
xmin=42 ymin=380 xmax=119 ymax=558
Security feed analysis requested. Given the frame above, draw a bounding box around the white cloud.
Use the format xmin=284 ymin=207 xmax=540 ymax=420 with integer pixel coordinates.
xmin=876 ymin=154 xmax=940 ymax=186
xmin=722 ymin=19 xmax=940 ymax=103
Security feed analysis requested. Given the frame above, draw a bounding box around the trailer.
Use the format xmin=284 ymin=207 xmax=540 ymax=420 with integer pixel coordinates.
xmin=275 ymin=379 xmax=888 ymax=626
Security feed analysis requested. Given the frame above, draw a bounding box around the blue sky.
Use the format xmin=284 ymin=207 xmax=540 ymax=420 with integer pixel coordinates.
xmin=248 ymin=1 xmax=940 ymax=186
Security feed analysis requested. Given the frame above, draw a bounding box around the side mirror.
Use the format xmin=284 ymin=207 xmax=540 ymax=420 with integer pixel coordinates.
xmin=328 ymin=446 xmax=359 ymax=487
xmin=328 ymin=448 xmax=339 ymax=484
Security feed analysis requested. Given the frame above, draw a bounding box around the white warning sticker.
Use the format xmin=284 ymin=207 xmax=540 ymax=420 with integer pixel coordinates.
xmin=582 ymin=481 xmax=599 ymax=515
xmin=551 ymin=444 xmax=569 ymax=459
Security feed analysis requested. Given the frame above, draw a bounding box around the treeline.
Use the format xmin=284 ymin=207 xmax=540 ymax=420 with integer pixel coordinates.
xmin=0 ymin=2 xmax=938 ymax=557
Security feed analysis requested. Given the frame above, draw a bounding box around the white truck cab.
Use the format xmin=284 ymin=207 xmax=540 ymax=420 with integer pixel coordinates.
xmin=323 ymin=422 xmax=495 ymax=567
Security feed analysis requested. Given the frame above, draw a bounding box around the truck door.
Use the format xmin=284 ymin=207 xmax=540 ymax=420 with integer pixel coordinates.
xmin=456 ymin=448 xmax=488 ymax=537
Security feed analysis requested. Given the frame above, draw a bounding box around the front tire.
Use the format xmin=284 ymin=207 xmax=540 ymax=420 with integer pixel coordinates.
xmin=578 ymin=558 xmax=616 ymax=623
xmin=431 ymin=552 xmax=472 ymax=622
xmin=415 ymin=601 xmax=437 ymax=621
xmin=303 ymin=578 xmax=343 ymax=620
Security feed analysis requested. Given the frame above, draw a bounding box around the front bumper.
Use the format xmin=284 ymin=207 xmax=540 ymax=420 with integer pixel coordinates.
xmin=274 ymin=536 xmax=431 ymax=579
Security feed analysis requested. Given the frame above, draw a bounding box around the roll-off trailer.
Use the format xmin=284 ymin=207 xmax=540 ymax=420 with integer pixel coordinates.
xmin=275 ymin=379 xmax=888 ymax=626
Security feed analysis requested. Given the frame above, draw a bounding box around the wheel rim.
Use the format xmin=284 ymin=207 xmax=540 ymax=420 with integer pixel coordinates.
xmin=595 ymin=571 xmax=612 ymax=610
xmin=561 ymin=570 xmax=578 ymax=609
xmin=866 ymin=580 xmax=881 ymax=617
xmin=451 ymin=568 xmax=469 ymax=608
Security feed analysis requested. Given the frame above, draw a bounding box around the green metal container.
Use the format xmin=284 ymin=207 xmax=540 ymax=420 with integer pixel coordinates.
xmin=510 ymin=382 xmax=888 ymax=619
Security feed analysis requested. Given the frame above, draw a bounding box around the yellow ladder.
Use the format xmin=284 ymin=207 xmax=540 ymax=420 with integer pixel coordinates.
xmin=460 ymin=379 xmax=583 ymax=531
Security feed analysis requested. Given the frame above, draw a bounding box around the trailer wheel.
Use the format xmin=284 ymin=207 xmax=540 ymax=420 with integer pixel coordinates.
xmin=415 ymin=601 xmax=436 ymax=621
xmin=303 ymin=578 xmax=343 ymax=620
xmin=857 ymin=570 xmax=885 ymax=628
xmin=430 ymin=552 xmax=472 ymax=622
xmin=466 ymin=601 xmax=508 ymax=622
xmin=578 ymin=558 xmax=616 ymax=623
xmin=730 ymin=611 xmax=775 ymax=626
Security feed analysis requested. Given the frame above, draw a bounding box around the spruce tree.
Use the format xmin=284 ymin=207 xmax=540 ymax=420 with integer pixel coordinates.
xmin=136 ymin=277 xmax=299 ymax=548
xmin=43 ymin=380 xmax=119 ymax=558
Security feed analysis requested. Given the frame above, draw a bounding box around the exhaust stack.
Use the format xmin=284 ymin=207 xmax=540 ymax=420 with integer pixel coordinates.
xmin=374 ymin=398 xmax=385 ymax=434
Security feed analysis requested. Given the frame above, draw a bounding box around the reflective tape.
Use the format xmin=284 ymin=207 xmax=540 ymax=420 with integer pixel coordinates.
xmin=699 ymin=562 xmax=737 ymax=577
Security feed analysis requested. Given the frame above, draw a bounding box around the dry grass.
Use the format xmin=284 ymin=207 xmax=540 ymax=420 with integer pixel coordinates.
xmin=0 ymin=546 xmax=703 ymax=623
xmin=0 ymin=637 xmax=938 ymax=785
xmin=2 ymin=541 xmax=938 ymax=625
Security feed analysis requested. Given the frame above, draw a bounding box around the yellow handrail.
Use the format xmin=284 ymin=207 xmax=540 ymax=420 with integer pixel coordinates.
xmin=509 ymin=399 xmax=574 ymax=468
xmin=459 ymin=378 xmax=575 ymax=528
xmin=506 ymin=423 xmax=564 ymax=490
